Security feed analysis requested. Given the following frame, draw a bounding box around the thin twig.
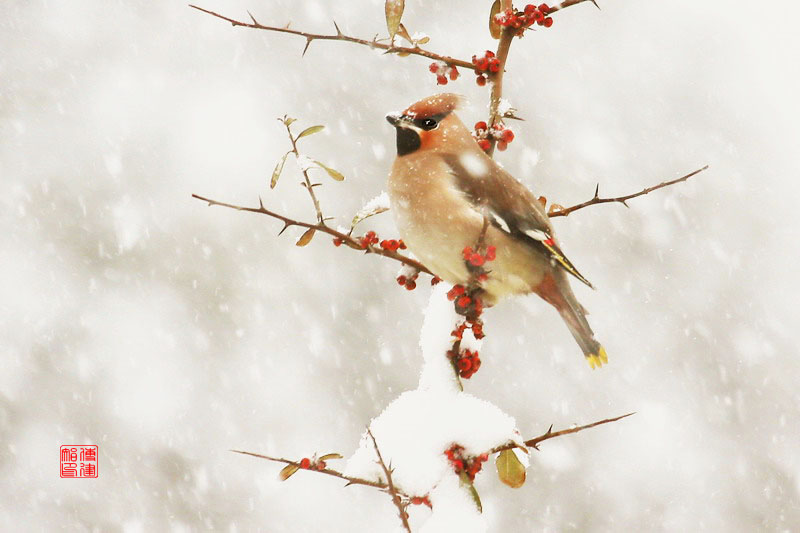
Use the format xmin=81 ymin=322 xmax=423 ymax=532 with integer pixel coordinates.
xmin=230 ymin=449 xmax=405 ymax=494
xmin=189 ymin=4 xmax=474 ymax=68
xmin=486 ymin=0 xmax=598 ymax=155
xmin=491 ymin=412 xmax=635 ymax=454
xmin=548 ymin=165 xmax=709 ymax=218
xmin=283 ymin=118 xmax=325 ymax=224
xmin=191 ymin=193 xmax=433 ymax=275
xmin=367 ymin=429 xmax=411 ymax=533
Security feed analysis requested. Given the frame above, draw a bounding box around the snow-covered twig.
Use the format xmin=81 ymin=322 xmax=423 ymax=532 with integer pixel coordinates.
xmin=367 ymin=428 xmax=412 ymax=533
xmin=548 ymin=165 xmax=709 ymax=218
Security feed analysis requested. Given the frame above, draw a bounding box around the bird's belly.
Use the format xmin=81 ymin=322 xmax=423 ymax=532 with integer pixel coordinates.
xmin=391 ymin=197 xmax=546 ymax=304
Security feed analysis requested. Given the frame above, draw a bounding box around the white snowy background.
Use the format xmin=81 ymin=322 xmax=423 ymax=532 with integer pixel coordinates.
xmin=2 ymin=0 xmax=799 ymax=530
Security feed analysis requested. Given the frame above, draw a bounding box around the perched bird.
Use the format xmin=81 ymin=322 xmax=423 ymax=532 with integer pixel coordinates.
xmin=385 ymin=93 xmax=607 ymax=368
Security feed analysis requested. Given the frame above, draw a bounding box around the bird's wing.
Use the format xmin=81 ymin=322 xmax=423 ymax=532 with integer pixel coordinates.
xmin=443 ymin=152 xmax=594 ymax=289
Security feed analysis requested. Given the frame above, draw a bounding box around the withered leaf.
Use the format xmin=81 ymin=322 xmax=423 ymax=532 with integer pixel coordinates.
xmin=270 ymin=152 xmax=290 ymax=189
xmin=313 ymin=160 xmax=345 ymax=181
xmin=489 ymin=0 xmax=502 ymax=39
xmin=296 ymin=125 xmax=325 ymax=140
xmin=318 ymin=453 xmax=344 ymax=461
xmin=279 ymin=463 xmax=300 ymax=481
xmin=296 ymin=228 xmax=316 ymax=247
xmin=385 ymin=0 xmax=405 ymax=39
xmin=458 ymin=470 xmax=483 ymax=513
xmin=496 ymin=449 xmax=526 ymax=488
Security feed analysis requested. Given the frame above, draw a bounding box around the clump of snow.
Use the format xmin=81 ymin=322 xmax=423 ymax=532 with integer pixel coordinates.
xmin=359 ymin=191 xmax=390 ymax=214
xmin=497 ymin=98 xmax=513 ymax=116
xmin=420 ymin=475 xmax=486 ymax=533
xmin=344 ymin=389 xmax=521 ymax=497
xmin=418 ymin=284 xmax=465 ymax=392
xmin=295 ymin=153 xmax=315 ymax=172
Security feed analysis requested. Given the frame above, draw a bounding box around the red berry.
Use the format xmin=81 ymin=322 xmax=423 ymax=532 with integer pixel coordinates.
xmin=469 ymin=253 xmax=485 ymax=267
xmin=447 ymin=285 xmax=465 ymax=300
xmin=300 ymin=458 xmax=311 ymax=469
xmin=473 ymin=358 xmax=482 ymax=371
xmin=431 ymin=276 xmax=442 ymax=286
xmin=497 ymin=140 xmax=508 ymax=151
xmin=453 ymin=459 xmax=464 ymax=472
xmin=486 ymin=245 xmax=497 ymax=261
xmin=539 ymin=3 xmax=551 ymax=13
xmin=489 ymin=59 xmax=501 ymax=73
xmin=485 ymin=50 xmax=495 ymax=58
xmin=475 ymin=122 xmax=487 ymax=131
xmin=436 ymin=75 xmax=448 ymax=85
xmin=501 ymin=129 xmax=515 ymax=143
xmin=534 ymin=11 xmax=545 ymax=23
xmin=543 ymin=17 xmax=553 ymax=27
xmin=525 ymin=4 xmax=536 ymax=15
xmin=477 ymin=139 xmax=491 ymax=151
xmin=462 ymin=246 xmax=473 ymax=259
xmin=449 ymin=67 xmax=459 ymax=80
xmin=457 ymin=358 xmax=473 ymax=372
xmin=317 ymin=460 xmax=326 ymax=470
xmin=456 ymin=296 xmax=471 ymax=308
xmin=479 ymin=453 xmax=489 ymax=462
xmin=429 ymin=62 xmax=439 ymax=73
xmin=397 ymin=275 xmax=407 ymax=286
xmin=398 ymin=239 xmax=407 ymax=249
xmin=476 ymin=75 xmax=487 ymax=87
xmin=476 ymin=57 xmax=489 ymax=71
xmin=333 ymin=238 xmax=343 ymax=247
xmin=405 ymin=280 xmax=416 ymax=290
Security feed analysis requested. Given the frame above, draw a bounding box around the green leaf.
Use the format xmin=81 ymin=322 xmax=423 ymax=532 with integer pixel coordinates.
xmin=489 ymin=0 xmax=502 ymax=39
xmin=318 ymin=453 xmax=344 ymax=461
xmin=279 ymin=463 xmax=300 ymax=481
xmin=284 ymin=117 xmax=297 ymax=127
xmin=313 ymin=160 xmax=345 ymax=182
xmin=458 ymin=471 xmax=483 ymax=513
xmin=296 ymin=125 xmax=325 ymax=140
xmin=296 ymin=228 xmax=316 ymax=247
xmin=270 ymin=152 xmax=289 ymax=189
xmin=496 ymin=449 xmax=526 ymax=488
xmin=385 ymin=0 xmax=405 ymax=39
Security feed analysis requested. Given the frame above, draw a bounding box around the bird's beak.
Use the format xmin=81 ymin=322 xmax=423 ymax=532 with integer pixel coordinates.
xmin=386 ymin=112 xmax=403 ymax=127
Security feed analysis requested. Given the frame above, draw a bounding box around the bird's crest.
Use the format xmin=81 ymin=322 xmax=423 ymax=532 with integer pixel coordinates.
xmin=404 ymin=93 xmax=466 ymax=119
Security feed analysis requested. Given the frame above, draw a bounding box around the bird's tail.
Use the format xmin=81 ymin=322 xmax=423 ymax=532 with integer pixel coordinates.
xmin=535 ymin=274 xmax=608 ymax=369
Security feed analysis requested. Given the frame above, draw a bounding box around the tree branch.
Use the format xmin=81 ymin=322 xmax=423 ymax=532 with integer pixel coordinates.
xmin=282 ymin=118 xmax=325 ymax=225
xmin=191 ymin=193 xmax=433 ymax=275
xmin=368 ymin=429 xmax=411 ymax=533
xmin=189 ymin=4 xmax=474 ymax=68
xmin=491 ymin=412 xmax=635 ymax=454
xmin=230 ymin=449 xmax=405 ymax=494
xmin=548 ymin=165 xmax=709 ymax=218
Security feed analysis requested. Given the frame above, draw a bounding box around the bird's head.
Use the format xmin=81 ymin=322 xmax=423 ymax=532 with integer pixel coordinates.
xmin=386 ymin=93 xmax=471 ymax=157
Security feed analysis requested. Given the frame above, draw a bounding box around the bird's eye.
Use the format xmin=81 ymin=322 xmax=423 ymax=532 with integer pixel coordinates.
xmin=420 ymin=118 xmax=438 ymax=130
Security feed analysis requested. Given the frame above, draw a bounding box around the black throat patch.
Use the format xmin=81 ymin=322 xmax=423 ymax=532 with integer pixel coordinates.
xmin=396 ymin=127 xmax=421 ymax=156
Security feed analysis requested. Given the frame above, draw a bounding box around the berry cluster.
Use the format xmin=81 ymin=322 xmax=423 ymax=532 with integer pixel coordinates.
xmin=298 ymin=457 xmax=327 ymax=471
xmin=471 ymin=50 xmax=501 ymax=86
xmin=409 ymin=495 xmax=432 ymax=508
xmin=447 ymin=346 xmax=482 ymax=379
xmin=447 ymin=284 xmax=485 ymax=318
xmin=396 ymin=271 xmax=419 ymax=291
xmin=429 ymin=61 xmax=460 ymax=85
xmin=379 ymin=238 xmax=407 ymax=252
xmin=494 ymin=3 xmax=554 ymax=34
xmin=473 ymin=121 xmax=515 ymax=152
xmin=444 ymin=445 xmax=489 ymax=482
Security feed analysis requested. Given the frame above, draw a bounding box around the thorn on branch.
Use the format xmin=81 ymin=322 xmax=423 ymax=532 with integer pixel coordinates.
xmin=302 ymin=37 xmax=313 ymax=56
xmin=247 ymin=10 xmax=258 ymax=25
xmin=333 ymin=20 xmax=342 ymax=36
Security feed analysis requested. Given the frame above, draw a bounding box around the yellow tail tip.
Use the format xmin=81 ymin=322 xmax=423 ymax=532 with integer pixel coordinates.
xmin=586 ymin=347 xmax=609 ymax=369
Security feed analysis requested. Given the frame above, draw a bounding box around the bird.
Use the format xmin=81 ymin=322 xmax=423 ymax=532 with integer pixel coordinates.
xmin=385 ymin=93 xmax=607 ymax=368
